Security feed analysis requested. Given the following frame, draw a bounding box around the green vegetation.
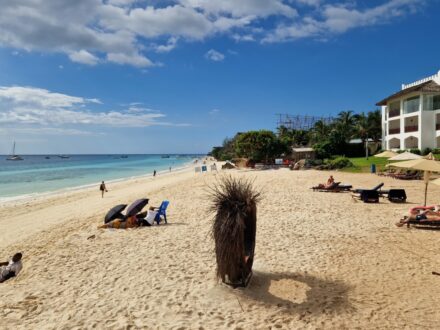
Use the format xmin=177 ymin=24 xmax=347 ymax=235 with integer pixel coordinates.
xmin=210 ymin=109 xmax=382 ymax=165
xmin=341 ymin=157 xmax=391 ymax=173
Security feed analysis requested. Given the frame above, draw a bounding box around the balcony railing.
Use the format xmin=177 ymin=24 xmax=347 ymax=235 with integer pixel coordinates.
xmin=388 ymin=109 xmax=400 ymax=118
xmin=405 ymin=125 xmax=418 ymax=133
xmin=436 ymin=123 xmax=440 ymax=130
xmin=389 ymin=128 xmax=400 ymax=135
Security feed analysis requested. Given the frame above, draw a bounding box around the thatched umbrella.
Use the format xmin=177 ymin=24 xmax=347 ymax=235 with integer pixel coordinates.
xmin=387 ymin=153 xmax=440 ymax=206
xmin=374 ymin=151 xmax=398 ymax=158
xmin=210 ymin=176 xmax=260 ymax=288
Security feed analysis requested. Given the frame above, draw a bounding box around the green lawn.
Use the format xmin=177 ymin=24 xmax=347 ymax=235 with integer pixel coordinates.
xmin=342 ymin=157 xmax=393 ymax=173
xmin=334 ymin=153 xmax=440 ymax=173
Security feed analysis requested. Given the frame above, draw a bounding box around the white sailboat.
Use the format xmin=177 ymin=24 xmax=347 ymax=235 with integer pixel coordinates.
xmin=6 ymin=141 xmax=23 ymax=161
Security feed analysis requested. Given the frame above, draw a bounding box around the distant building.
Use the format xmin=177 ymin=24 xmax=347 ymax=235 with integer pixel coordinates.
xmin=377 ymin=70 xmax=440 ymax=150
xmin=291 ymin=147 xmax=315 ymax=162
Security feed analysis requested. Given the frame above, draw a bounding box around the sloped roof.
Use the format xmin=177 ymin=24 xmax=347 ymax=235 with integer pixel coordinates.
xmin=292 ymin=147 xmax=314 ymax=152
xmin=376 ymin=80 xmax=440 ymax=106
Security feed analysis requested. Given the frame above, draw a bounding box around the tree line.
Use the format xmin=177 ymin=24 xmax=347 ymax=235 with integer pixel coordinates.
xmin=210 ymin=110 xmax=382 ymax=162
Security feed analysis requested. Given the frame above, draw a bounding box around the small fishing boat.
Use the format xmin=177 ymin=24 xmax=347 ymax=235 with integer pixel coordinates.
xmin=6 ymin=142 xmax=23 ymax=161
xmin=57 ymin=155 xmax=70 ymax=159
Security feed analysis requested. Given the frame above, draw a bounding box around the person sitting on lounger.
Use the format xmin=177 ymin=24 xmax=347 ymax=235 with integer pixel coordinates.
xmin=0 ymin=253 xmax=23 ymax=283
xmin=317 ymin=175 xmax=335 ymax=189
xmin=396 ymin=209 xmax=440 ymax=227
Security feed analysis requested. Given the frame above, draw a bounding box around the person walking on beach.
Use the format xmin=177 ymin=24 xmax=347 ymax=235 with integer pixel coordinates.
xmin=153 ymin=170 xmax=156 ymax=177
xmin=169 ymin=166 xmax=171 ymax=172
xmin=100 ymin=181 xmax=108 ymax=198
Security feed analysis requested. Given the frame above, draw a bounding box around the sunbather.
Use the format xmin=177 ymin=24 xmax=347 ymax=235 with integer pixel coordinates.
xmin=98 ymin=215 xmax=139 ymax=229
xmin=0 ymin=253 xmax=23 ymax=283
xmin=316 ymin=175 xmax=335 ymax=189
xmin=396 ymin=210 xmax=440 ymax=227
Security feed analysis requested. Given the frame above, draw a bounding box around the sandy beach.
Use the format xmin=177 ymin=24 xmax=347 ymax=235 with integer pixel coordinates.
xmin=1 ymin=166 xmax=440 ymax=329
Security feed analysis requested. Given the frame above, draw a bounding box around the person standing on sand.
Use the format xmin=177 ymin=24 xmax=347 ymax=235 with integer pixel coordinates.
xmin=100 ymin=181 xmax=108 ymax=198
xmin=153 ymin=170 xmax=156 ymax=177
xmin=169 ymin=166 xmax=171 ymax=172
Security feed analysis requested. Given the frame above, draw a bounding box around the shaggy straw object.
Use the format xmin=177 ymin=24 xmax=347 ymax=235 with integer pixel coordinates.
xmin=210 ymin=176 xmax=260 ymax=286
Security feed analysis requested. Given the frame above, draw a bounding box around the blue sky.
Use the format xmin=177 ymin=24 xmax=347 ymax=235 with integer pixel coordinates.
xmin=0 ymin=0 xmax=439 ymax=154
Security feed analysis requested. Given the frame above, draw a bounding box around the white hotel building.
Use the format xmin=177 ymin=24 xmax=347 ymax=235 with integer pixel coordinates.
xmin=378 ymin=70 xmax=440 ymax=151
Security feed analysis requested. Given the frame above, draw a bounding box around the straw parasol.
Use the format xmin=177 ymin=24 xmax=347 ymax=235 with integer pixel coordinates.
xmin=210 ymin=176 xmax=260 ymax=288
xmin=374 ymin=150 xmax=398 ymax=158
xmin=388 ymin=151 xmax=422 ymax=161
xmin=387 ymin=153 xmax=440 ymax=205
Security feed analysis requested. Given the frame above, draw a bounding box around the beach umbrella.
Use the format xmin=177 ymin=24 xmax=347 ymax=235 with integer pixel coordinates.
xmin=387 ymin=158 xmax=440 ymax=205
xmin=104 ymin=204 xmax=127 ymax=223
xmin=388 ymin=151 xmax=422 ymax=161
xmin=126 ymin=198 xmax=149 ymax=217
xmin=374 ymin=151 xmax=398 ymax=158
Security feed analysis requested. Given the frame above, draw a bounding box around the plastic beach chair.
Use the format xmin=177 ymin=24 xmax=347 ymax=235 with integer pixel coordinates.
xmin=155 ymin=200 xmax=169 ymax=224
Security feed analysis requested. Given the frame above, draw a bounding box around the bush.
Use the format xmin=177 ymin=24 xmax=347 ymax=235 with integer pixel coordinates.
xmin=396 ymin=150 xmax=404 ymax=154
xmin=409 ymin=148 xmax=421 ymax=155
xmin=313 ymin=141 xmax=333 ymax=159
xmin=432 ymin=148 xmax=440 ymax=154
xmin=326 ymin=156 xmax=353 ymax=169
xmin=422 ymin=148 xmax=432 ymax=156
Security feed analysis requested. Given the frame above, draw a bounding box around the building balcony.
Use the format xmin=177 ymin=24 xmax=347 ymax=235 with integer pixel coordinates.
xmin=389 ymin=128 xmax=400 ymax=135
xmin=388 ymin=109 xmax=400 ymax=118
xmin=405 ymin=125 xmax=418 ymax=133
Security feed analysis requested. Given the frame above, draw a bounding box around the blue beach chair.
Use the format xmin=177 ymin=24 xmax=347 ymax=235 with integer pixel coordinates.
xmin=155 ymin=200 xmax=169 ymax=224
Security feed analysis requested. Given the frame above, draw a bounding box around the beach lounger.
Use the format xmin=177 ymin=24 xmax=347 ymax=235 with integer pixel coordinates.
xmin=154 ymin=200 xmax=169 ymax=224
xmin=311 ymin=182 xmax=352 ymax=192
xmin=379 ymin=189 xmax=407 ymax=203
xmin=404 ymin=220 xmax=440 ymax=228
xmin=352 ymin=183 xmax=384 ymax=203
xmin=353 ymin=183 xmax=384 ymax=194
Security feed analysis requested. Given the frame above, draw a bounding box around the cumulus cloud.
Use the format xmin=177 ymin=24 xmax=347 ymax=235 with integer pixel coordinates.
xmin=69 ymin=50 xmax=100 ymax=65
xmin=154 ymin=37 xmax=179 ymax=53
xmin=0 ymin=86 xmax=187 ymax=132
xmin=0 ymin=0 xmax=427 ymax=66
xmin=263 ymin=0 xmax=424 ymax=42
xmin=205 ymin=49 xmax=225 ymax=62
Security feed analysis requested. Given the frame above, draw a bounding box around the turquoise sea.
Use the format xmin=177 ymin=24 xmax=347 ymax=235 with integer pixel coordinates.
xmin=0 ymin=154 xmax=199 ymax=200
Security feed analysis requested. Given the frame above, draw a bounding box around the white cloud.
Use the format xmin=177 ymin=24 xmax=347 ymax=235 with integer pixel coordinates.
xmin=0 ymin=86 xmax=187 ymax=129
xmin=178 ymin=0 xmax=297 ymax=18
xmin=107 ymin=52 xmax=153 ymax=67
xmin=209 ymin=109 xmax=220 ymax=115
xmin=263 ymin=0 xmax=424 ymax=42
xmin=0 ymin=0 xmax=427 ymax=66
xmin=205 ymin=49 xmax=225 ymax=62
xmin=69 ymin=50 xmax=100 ymax=65
xmin=155 ymin=37 xmax=179 ymax=53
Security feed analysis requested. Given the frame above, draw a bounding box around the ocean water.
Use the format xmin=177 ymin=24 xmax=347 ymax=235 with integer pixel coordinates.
xmin=0 ymin=154 xmax=198 ymax=200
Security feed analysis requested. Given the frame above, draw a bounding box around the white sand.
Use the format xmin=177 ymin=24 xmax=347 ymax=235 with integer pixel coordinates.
xmin=1 ymin=167 xmax=440 ymax=329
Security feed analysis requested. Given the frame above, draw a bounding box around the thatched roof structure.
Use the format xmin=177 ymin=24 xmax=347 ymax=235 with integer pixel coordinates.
xmin=221 ymin=162 xmax=236 ymax=170
xmin=210 ymin=177 xmax=260 ymax=287
xmin=376 ymin=80 xmax=440 ymax=106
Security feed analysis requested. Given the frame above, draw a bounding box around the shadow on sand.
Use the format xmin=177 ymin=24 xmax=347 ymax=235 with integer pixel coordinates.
xmin=238 ymin=271 xmax=354 ymax=316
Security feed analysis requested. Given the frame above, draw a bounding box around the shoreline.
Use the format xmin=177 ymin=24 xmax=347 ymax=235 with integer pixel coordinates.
xmin=0 ymin=158 xmax=197 ymax=207
xmin=0 ymin=162 xmax=195 ymax=207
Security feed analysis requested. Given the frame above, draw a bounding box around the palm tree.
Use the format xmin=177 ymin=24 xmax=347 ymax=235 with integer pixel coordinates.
xmin=354 ymin=112 xmax=369 ymax=144
xmin=333 ymin=110 xmax=356 ymax=143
